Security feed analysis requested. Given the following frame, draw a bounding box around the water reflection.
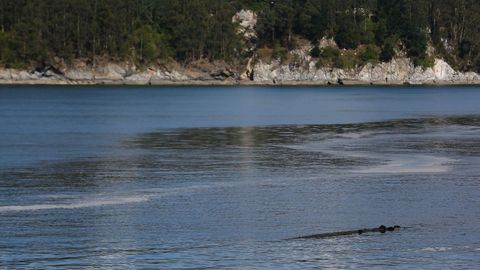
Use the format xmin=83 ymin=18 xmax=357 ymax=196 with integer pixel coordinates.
xmin=1 ymin=116 xmax=480 ymax=268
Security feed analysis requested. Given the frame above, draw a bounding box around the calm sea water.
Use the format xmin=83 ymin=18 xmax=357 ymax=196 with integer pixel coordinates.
xmin=1 ymin=85 xmax=479 ymax=269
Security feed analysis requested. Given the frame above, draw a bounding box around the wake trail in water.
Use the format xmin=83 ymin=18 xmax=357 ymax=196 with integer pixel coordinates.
xmin=0 ymin=179 xmax=282 ymax=213
xmin=355 ymin=155 xmax=455 ymax=174
xmin=0 ymin=195 xmax=150 ymax=213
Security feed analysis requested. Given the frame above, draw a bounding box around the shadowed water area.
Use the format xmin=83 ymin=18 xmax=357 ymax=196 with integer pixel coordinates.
xmin=1 ymin=86 xmax=480 ymax=269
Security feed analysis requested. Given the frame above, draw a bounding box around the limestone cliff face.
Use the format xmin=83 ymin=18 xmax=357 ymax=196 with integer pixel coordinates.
xmin=1 ymin=57 xmax=479 ymax=85
xmin=252 ymin=58 xmax=480 ymax=84
xmin=0 ymin=62 xmax=192 ymax=85
xmin=232 ymin=9 xmax=257 ymax=41
xmin=0 ymin=68 xmax=64 ymax=82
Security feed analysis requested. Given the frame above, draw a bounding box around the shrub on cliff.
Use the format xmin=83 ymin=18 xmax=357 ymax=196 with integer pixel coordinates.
xmin=413 ymin=56 xmax=435 ymax=69
xmin=360 ymin=45 xmax=380 ymax=64
xmin=334 ymin=51 xmax=361 ymax=70
xmin=310 ymin=45 xmax=321 ymax=58
xmin=380 ymin=38 xmax=396 ymax=62
xmin=256 ymin=48 xmax=273 ymax=62
xmin=316 ymin=46 xmax=340 ymax=67
xmin=272 ymin=43 xmax=289 ymax=63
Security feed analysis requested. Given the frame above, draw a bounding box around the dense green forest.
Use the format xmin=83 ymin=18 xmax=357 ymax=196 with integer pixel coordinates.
xmin=0 ymin=0 xmax=479 ymax=71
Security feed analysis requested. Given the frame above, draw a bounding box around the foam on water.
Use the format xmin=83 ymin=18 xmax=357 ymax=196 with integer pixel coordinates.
xmin=420 ymin=247 xmax=451 ymax=252
xmin=0 ymin=195 xmax=150 ymax=213
xmin=418 ymin=245 xmax=479 ymax=253
xmin=356 ymin=155 xmax=455 ymax=174
xmin=0 ymin=179 xmax=282 ymax=213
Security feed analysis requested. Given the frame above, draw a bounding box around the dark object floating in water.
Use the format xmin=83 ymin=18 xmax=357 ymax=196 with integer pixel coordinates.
xmin=291 ymin=225 xmax=401 ymax=240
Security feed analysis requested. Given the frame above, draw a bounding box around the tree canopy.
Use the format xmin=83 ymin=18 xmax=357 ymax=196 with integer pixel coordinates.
xmin=0 ymin=0 xmax=479 ymax=71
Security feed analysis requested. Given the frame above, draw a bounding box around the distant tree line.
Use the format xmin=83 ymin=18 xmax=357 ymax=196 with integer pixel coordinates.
xmin=0 ymin=0 xmax=242 ymax=67
xmin=0 ymin=0 xmax=479 ymax=71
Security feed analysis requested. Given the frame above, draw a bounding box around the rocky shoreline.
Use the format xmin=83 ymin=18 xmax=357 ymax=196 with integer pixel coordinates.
xmin=1 ymin=57 xmax=480 ymax=86
xmin=1 ymin=78 xmax=478 ymax=86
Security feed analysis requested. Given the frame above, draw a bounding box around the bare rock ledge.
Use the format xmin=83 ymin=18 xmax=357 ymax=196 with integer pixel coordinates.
xmin=1 ymin=58 xmax=479 ymax=86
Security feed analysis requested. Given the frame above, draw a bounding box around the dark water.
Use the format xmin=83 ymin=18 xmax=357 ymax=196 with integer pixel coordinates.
xmin=1 ymin=86 xmax=480 ymax=269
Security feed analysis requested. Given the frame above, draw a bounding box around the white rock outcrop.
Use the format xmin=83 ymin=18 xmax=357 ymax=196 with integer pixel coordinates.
xmin=433 ymin=59 xmax=456 ymax=80
xmin=64 ymin=68 xmax=94 ymax=81
xmin=357 ymin=58 xmax=411 ymax=82
xmin=319 ymin=37 xmax=338 ymax=49
xmin=252 ymin=57 xmax=480 ymax=84
xmin=232 ymin=9 xmax=257 ymax=40
xmin=94 ymin=63 xmax=127 ymax=81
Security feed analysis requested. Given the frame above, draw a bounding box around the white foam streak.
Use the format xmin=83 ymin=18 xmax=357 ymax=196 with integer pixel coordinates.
xmin=0 ymin=196 xmax=150 ymax=213
xmin=356 ymin=155 xmax=454 ymax=174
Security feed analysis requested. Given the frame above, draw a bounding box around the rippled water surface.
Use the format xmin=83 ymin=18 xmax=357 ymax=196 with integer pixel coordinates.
xmin=1 ymin=86 xmax=480 ymax=269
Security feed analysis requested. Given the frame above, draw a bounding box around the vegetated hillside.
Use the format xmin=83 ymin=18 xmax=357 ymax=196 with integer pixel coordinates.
xmin=0 ymin=0 xmax=479 ymax=72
